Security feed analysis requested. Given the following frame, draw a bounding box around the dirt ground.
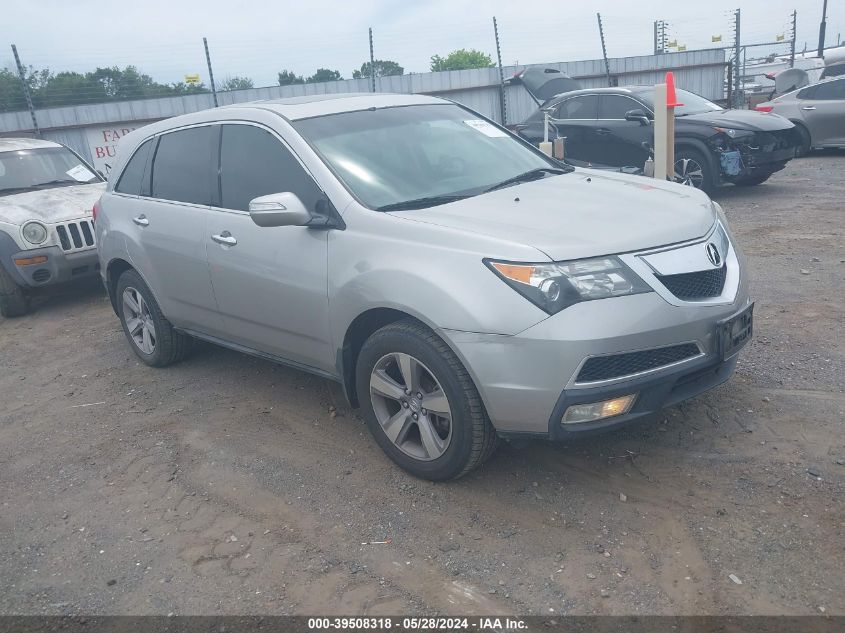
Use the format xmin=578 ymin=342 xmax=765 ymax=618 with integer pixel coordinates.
xmin=1 ymin=155 xmax=843 ymax=617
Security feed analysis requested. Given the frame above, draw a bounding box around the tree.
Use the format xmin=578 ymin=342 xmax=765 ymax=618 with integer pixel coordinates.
xmin=306 ymin=68 xmax=342 ymax=83
xmin=220 ymin=76 xmax=254 ymax=91
xmin=352 ymin=59 xmax=404 ymax=79
xmin=430 ymin=49 xmax=494 ymax=72
xmin=277 ymin=69 xmax=305 ymax=86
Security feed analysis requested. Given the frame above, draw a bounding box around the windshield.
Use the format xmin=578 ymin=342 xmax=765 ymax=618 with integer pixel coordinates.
xmin=640 ymin=88 xmax=724 ymax=116
xmin=0 ymin=146 xmax=99 ymax=196
xmin=292 ymin=104 xmax=562 ymax=210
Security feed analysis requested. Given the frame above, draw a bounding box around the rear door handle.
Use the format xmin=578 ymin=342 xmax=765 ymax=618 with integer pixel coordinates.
xmin=595 ymin=128 xmax=611 ymax=135
xmin=132 ymin=215 xmax=149 ymax=227
xmin=211 ymin=231 xmax=237 ymax=246
xmin=801 ymin=105 xmax=816 ymax=111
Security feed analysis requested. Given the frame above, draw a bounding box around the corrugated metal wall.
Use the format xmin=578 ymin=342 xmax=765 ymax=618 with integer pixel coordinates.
xmin=2 ymin=49 xmax=726 ymax=164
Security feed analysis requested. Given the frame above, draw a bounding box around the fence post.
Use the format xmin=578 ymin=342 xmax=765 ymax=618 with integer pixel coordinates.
xmin=732 ymin=8 xmax=741 ymax=108
xmin=789 ymin=10 xmax=797 ymax=68
xmin=493 ymin=16 xmax=506 ymax=125
xmin=11 ymin=44 xmax=40 ymax=138
xmin=597 ymin=13 xmax=612 ymax=86
xmin=203 ymin=37 xmax=219 ymax=107
xmin=369 ymin=27 xmax=376 ymax=93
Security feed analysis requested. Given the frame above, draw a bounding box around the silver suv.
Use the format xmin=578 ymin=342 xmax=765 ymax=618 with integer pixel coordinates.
xmin=96 ymin=93 xmax=753 ymax=480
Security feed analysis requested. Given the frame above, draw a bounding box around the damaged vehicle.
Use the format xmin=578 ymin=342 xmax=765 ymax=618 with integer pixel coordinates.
xmin=97 ymin=94 xmax=753 ymax=480
xmin=511 ymin=82 xmax=801 ymax=194
xmin=0 ymin=138 xmax=105 ymax=317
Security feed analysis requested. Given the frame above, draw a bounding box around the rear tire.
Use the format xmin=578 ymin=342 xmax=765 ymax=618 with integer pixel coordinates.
xmin=674 ymin=148 xmax=715 ymax=195
xmin=116 ymin=269 xmax=192 ymax=367
xmin=0 ymin=266 xmax=30 ymax=318
xmin=355 ymin=319 xmax=498 ymax=481
xmin=793 ymin=123 xmax=812 ymax=157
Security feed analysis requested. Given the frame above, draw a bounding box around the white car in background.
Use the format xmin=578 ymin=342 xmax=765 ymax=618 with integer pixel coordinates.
xmin=0 ymin=138 xmax=105 ymax=317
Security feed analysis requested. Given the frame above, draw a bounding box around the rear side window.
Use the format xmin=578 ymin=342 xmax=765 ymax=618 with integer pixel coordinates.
xmin=599 ymin=95 xmax=641 ymax=119
xmin=115 ymin=138 xmax=153 ymax=195
xmin=219 ymin=124 xmax=323 ymax=212
xmin=151 ymin=126 xmax=215 ymax=205
xmin=812 ymin=79 xmax=845 ymax=100
xmin=555 ymin=95 xmax=598 ymax=120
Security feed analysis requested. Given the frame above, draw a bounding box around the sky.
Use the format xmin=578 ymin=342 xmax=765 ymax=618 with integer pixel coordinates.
xmin=2 ymin=0 xmax=842 ymax=87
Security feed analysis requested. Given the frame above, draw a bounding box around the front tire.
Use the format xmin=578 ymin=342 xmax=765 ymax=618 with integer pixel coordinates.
xmin=116 ymin=269 xmax=192 ymax=367
xmin=0 ymin=266 xmax=30 ymax=318
xmin=674 ymin=148 xmax=715 ymax=195
xmin=356 ymin=320 xmax=498 ymax=481
xmin=794 ymin=123 xmax=812 ymax=157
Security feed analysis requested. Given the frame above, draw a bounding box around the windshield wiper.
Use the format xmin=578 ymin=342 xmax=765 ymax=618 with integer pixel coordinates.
xmin=483 ymin=167 xmax=569 ymax=193
xmin=34 ymin=179 xmax=85 ymax=187
xmin=376 ymin=194 xmax=471 ymax=212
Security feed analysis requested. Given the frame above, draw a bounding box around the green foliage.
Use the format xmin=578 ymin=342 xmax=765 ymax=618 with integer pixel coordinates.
xmin=306 ymin=68 xmax=342 ymax=83
xmin=220 ymin=76 xmax=254 ymax=91
xmin=430 ymin=49 xmax=494 ymax=72
xmin=351 ymin=60 xmax=404 ymax=79
xmin=277 ymin=70 xmax=305 ymax=86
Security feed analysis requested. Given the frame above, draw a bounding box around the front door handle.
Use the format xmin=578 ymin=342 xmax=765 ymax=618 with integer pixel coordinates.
xmin=132 ymin=215 xmax=149 ymax=227
xmin=595 ymin=128 xmax=611 ymax=135
xmin=211 ymin=231 xmax=237 ymax=246
xmin=801 ymin=105 xmax=816 ymax=111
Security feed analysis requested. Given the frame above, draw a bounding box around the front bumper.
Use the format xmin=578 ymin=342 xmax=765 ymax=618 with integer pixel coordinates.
xmin=7 ymin=245 xmax=100 ymax=288
xmin=440 ymin=277 xmax=751 ymax=437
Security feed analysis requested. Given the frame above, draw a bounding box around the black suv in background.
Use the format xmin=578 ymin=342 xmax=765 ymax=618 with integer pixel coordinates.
xmin=512 ymin=85 xmax=801 ymax=194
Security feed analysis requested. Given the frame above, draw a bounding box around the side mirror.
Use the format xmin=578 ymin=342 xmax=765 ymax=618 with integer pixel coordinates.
xmin=625 ymin=109 xmax=651 ymax=126
xmin=248 ymin=192 xmax=311 ymax=228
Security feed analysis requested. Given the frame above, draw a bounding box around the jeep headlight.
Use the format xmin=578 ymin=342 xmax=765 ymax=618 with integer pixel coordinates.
xmin=22 ymin=221 xmax=48 ymax=245
xmin=486 ymin=256 xmax=652 ymax=315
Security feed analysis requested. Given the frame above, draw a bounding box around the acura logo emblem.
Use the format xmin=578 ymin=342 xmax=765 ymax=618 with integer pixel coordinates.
xmin=705 ymin=242 xmax=722 ymax=267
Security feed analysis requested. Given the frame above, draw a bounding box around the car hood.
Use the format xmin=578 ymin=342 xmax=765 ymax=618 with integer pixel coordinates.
xmin=394 ymin=169 xmax=716 ymax=261
xmin=0 ymin=182 xmax=106 ymax=225
xmin=680 ymin=109 xmax=794 ymax=132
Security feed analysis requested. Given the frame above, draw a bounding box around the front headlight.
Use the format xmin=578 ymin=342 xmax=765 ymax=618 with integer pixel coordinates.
xmin=22 ymin=221 xmax=48 ymax=245
xmin=486 ymin=255 xmax=652 ymax=315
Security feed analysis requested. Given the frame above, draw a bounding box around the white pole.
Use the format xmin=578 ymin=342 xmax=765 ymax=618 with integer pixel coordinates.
xmin=653 ymin=83 xmax=668 ymax=181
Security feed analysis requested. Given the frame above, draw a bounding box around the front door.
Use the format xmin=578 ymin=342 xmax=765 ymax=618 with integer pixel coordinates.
xmin=205 ymin=123 xmax=333 ymax=373
xmin=800 ymin=78 xmax=845 ymax=145
xmin=592 ymin=95 xmax=652 ymax=169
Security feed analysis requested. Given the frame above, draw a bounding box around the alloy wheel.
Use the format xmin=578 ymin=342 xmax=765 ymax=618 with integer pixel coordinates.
xmin=674 ymin=157 xmax=705 ymax=189
xmin=122 ymin=287 xmax=156 ymax=355
xmin=369 ymin=352 xmax=453 ymax=461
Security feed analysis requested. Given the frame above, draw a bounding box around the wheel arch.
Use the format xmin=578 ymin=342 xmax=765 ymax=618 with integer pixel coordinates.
xmin=675 ymin=138 xmax=719 ymax=187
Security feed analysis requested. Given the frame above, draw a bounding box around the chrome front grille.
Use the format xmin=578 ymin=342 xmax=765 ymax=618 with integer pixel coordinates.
xmin=55 ymin=219 xmax=96 ymax=252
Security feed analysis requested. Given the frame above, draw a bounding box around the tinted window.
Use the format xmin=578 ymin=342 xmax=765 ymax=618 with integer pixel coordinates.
xmin=219 ymin=124 xmax=323 ymax=212
xmin=151 ymin=127 xmax=214 ymax=205
xmin=555 ymin=95 xmax=598 ymax=120
xmin=599 ymin=95 xmax=642 ymax=119
xmin=812 ymin=79 xmax=845 ymax=100
xmin=115 ymin=138 xmax=153 ymax=195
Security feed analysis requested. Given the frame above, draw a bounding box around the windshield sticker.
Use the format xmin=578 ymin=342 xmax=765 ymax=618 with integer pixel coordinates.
xmin=66 ymin=164 xmax=93 ymax=182
xmin=463 ymin=119 xmax=508 ymax=138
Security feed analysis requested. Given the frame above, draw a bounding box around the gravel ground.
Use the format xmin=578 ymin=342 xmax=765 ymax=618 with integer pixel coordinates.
xmin=1 ymin=154 xmax=843 ymax=616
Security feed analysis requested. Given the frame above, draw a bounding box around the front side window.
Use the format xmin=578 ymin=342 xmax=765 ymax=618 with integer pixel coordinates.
xmin=0 ymin=146 xmax=100 ymax=197
xmin=150 ymin=126 xmax=215 ymax=205
xmin=219 ymin=124 xmax=322 ymax=212
xmin=556 ymin=95 xmax=598 ymax=120
xmin=292 ymin=104 xmax=563 ymax=210
xmin=812 ymin=79 xmax=845 ymax=100
xmin=599 ymin=95 xmax=642 ymax=119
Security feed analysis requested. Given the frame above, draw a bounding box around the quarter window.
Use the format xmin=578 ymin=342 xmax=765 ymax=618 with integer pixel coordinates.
xmin=150 ymin=126 xmax=215 ymax=205
xmin=219 ymin=124 xmax=323 ymax=212
xmin=599 ymin=95 xmax=642 ymax=119
xmin=115 ymin=138 xmax=153 ymax=196
xmin=555 ymin=95 xmax=598 ymax=120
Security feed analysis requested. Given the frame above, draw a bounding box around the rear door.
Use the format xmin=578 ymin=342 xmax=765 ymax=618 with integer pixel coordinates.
xmin=798 ymin=78 xmax=845 ymax=145
xmin=120 ymin=125 xmax=224 ymax=335
xmin=549 ymin=94 xmax=599 ymax=164
xmin=593 ymin=94 xmax=652 ymax=168
xmin=205 ymin=123 xmax=333 ymax=373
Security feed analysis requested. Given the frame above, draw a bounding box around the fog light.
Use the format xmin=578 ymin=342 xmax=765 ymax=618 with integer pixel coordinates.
xmin=562 ymin=394 xmax=637 ymax=424
xmin=15 ymin=255 xmax=48 ymax=266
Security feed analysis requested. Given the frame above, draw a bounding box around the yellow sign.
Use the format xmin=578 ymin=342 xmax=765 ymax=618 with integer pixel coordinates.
xmin=776 ymin=34 xmax=785 ymax=42
xmin=678 ymin=45 xmax=687 ymax=51
xmin=184 ymin=74 xmax=201 ymax=85
xmin=712 ymin=35 xmax=722 ymax=42
xmin=668 ymin=40 xmax=678 ymax=48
